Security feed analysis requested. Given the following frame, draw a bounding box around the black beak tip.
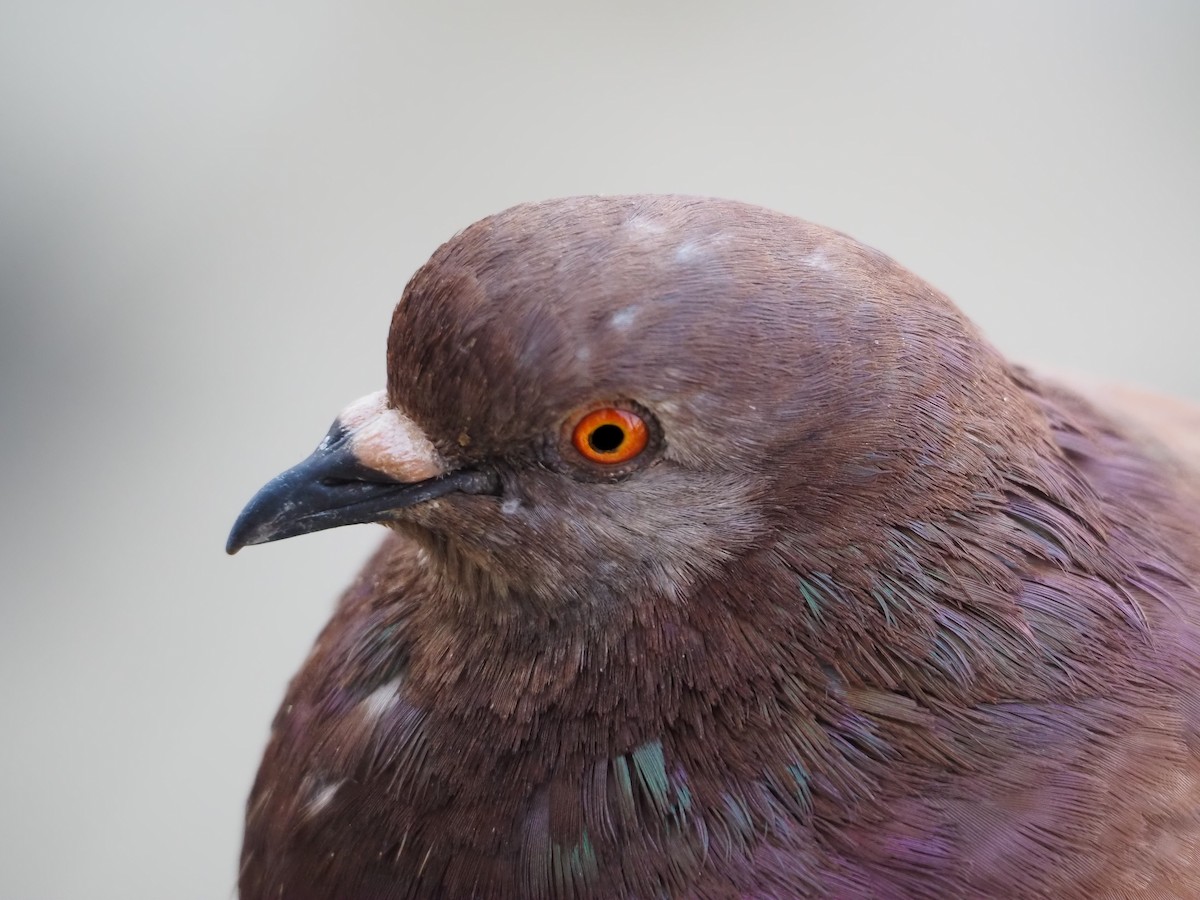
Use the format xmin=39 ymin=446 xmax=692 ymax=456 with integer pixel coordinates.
xmin=225 ymin=470 xmax=302 ymax=555
xmin=225 ymin=507 xmax=267 ymax=555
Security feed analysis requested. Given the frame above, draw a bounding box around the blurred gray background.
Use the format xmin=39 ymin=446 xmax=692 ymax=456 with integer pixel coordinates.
xmin=1 ymin=2 xmax=1197 ymax=897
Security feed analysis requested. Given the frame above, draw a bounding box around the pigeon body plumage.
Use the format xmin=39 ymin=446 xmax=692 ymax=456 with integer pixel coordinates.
xmin=228 ymin=196 xmax=1200 ymax=898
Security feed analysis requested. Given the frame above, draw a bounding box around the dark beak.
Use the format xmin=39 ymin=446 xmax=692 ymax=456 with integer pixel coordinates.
xmin=226 ymin=396 xmax=498 ymax=554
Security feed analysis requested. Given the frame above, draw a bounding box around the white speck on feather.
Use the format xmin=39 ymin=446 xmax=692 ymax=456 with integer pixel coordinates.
xmin=675 ymin=240 xmax=702 ymax=262
xmin=302 ymin=777 xmax=344 ymax=818
xmin=501 ymin=497 xmax=523 ymax=516
xmin=804 ymin=250 xmax=832 ymax=271
xmin=625 ymin=215 xmax=666 ymax=235
xmin=361 ymin=677 xmax=403 ymax=722
xmin=610 ymin=306 xmax=638 ymax=330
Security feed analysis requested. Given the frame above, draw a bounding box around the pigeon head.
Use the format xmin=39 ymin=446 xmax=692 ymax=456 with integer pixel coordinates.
xmin=231 ymin=196 xmax=1200 ymax=899
xmin=229 ymin=195 xmax=1038 ymax=621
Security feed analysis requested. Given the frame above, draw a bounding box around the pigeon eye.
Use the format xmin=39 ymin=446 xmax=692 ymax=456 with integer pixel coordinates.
xmin=571 ymin=407 xmax=649 ymax=464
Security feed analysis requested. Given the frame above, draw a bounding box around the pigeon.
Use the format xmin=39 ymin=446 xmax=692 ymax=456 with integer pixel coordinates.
xmin=227 ymin=196 xmax=1200 ymax=899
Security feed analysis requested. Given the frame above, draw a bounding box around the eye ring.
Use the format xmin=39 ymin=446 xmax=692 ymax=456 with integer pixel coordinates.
xmin=570 ymin=407 xmax=650 ymax=465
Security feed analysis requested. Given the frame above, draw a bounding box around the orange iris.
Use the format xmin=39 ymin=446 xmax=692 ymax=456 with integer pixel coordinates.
xmin=571 ymin=407 xmax=649 ymax=464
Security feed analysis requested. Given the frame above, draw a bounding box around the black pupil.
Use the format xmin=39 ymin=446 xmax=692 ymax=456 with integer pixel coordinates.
xmin=588 ymin=423 xmax=626 ymax=454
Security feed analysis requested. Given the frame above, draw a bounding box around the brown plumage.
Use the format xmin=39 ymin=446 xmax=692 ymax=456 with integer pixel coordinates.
xmin=228 ymin=195 xmax=1200 ymax=898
